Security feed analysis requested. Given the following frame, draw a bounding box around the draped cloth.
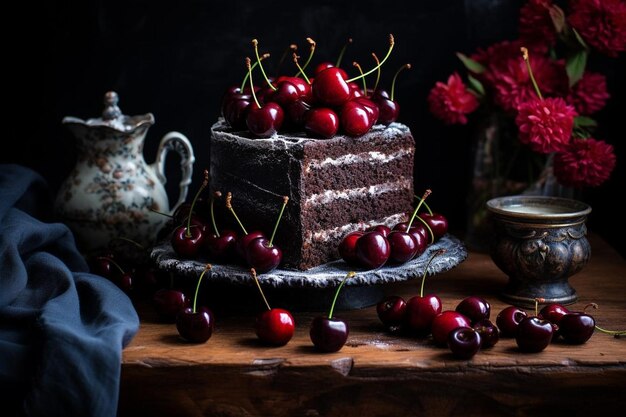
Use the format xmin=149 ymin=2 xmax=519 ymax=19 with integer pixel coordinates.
xmin=0 ymin=164 xmax=139 ymax=416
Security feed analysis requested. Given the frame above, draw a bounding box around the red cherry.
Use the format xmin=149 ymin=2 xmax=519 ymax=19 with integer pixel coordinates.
xmin=371 ymin=90 xmax=399 ymax=125
xmin=223 ymin=93 xmax=252 ymax=130
xmin=404 ymin=249 xmax=446 ymax=334
xmin=246 ymin=101 xmax=284 ymax=138
xmin=153 ymin=288 xmax=190 ymax=322
xmin=353 ymin=96 xmax=379 ymax=126
xmin=338 ymin=231 xmax=364 ymax=266
xmin=387 ymin=230 xmax=419 ymax=263
xmin=340 ymin=100 xmax=371 ymax=136
xmin=496 ymin=305 xmax=528 ymax=337
xmin=376 ymin=295 xmax=407 ymax=328
xmin=431 ymin=311 xmax=471 ymax=346
xmin=367 ymin=225 xmax=391 ymax=238
xmin=314 ymin=62 xmax=348 ymax=80
xmin=205 ymin=229 xmax=238 ymax=262
xmin=309 ymin=271 xmax=354 ymax=352
xmin=447 ymin=327 xmax=481 ymax=359
xmin=171 ymin=225 xmax=205 ymax=258
xmin=304 ymin=107 xmax=339 ymax=139
xmin=312 ymin=67 xmax=352 ymax=107
xmin=418 ymin=212 xmax=449 ymax=240
xmin=538 ymin=303 xmax=570 ymax=324
xmin=171 ymin=170 xmax=209 ymax=258
xmin=256 ymin=308 xmax=295 ymax=346
xmin=246 ymin=237 xmax=282 ymax=273
xmin=355 ymin=231 xmax=390 ymax=269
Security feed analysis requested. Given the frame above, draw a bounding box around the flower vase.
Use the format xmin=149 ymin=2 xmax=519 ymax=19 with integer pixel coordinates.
xmin=464 ymin=114 xmax=576 ymax=252
xmin=464 ymin=114 xmax=526 ymax=252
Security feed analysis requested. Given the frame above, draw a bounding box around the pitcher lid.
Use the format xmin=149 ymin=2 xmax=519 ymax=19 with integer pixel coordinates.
xmin=62 ymin=91 xmax=154 ymax=132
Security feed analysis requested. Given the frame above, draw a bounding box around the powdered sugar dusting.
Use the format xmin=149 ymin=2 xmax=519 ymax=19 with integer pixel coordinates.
xmin=211 ymin=118 xmax=411 ymax=150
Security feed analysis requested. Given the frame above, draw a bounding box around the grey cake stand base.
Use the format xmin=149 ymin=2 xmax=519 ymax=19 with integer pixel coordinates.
xmin=151 ymin=234 xmax=467 ymax=313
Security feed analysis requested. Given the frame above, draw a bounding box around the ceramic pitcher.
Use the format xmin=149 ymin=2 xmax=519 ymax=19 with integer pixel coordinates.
xmin=55 ymin=91 xmax=195 ymax=253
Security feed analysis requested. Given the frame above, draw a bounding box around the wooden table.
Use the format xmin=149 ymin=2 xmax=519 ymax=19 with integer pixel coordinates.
xmin=119 ymin=235 xmax=626 ymax=416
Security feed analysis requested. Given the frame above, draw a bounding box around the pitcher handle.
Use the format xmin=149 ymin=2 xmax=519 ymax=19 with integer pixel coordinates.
xmin=152 ymin=131 xmax=195 ymax=214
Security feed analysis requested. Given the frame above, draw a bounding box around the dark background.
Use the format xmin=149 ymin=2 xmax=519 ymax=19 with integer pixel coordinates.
xmin=3 ymin=0 xmax=625 ymax=257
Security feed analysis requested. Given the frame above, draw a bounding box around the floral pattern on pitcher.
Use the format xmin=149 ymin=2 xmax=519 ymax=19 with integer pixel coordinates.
xmin=55 ymin=91 xmax=195 ymax=253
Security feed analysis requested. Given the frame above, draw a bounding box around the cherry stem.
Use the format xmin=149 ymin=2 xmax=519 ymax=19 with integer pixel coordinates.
xmin=210 ymin=191 xmax=222 ymax=237
xmin=407 ymin=189 xmax=432 ymax=230
xmin=346 ymin=34 xmax=395 ymax=83
xmin=109 ymin=236 xmax=145 ymax=250
xmin=192 ymin=264 xmax=212 ymax=313
xmin=583 ymin=303 xmax=626 ymax=336
xmin=246 ymin=57 xmax=262 ymax=108
xmin=371 ymin=53 xmax=381 ymax=92
xmin=186 ymin=170 xmax=209 ymax=238
xmin=390 ymin=63 xmax=411 ymax=101
xmin=150 ymin=208 xmax=174 ymax=218
xmin=268 ymin=196 xmax=289 ymax=247
xmin=252 ymin=39 xmax=276 ymax=91
xmin=419 ymin=249 xmax=445 ymax=297
xmin=300 ymin=37 xmax=316 ymax=72
xmin=225 ymin=192 xmax=248 ymax=235
xmin=521 ymin=47 xmax=543 ymax=100
xmin=414 ymin=214 xmax=435 ymax=244
xmin=276 ymin=44 xmax=296 ymax=74
xmin=97 ymin=256 xmax=125 ymax=276
xmin=293 ymin=53 xmax=311 ymax=84
xmin=329 ymin=271 xmax=355 ymax=319
xmin=240 ymin=53 xmax=269 ymax=92
xmin=413 ymin=194 xmax=434 ymax=215
xmin=534 ymin=298 xmax=545 ymax=316
xmin=335 ymin=37 xmax=352 ymax=68
xmin=251 ymin=268 xmax=271 ymax=311
xmin=353 ymin=61 xmax=366 ymax=97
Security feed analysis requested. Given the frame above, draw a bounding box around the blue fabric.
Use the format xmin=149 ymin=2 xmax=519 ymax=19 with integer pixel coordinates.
xmin=0 ymin=164 xmax=139 ymax=417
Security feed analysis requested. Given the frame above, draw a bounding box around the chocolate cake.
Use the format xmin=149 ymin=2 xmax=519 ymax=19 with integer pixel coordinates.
xmin=210 ymin=118 xmax=415 ymax=270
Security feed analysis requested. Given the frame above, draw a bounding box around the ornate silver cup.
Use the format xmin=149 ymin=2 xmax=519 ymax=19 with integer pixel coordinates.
xmin=486 ymin=196 xmax=592 ymax=308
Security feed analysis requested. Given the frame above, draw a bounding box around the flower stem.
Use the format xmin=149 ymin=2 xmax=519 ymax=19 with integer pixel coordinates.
xmin=521 ymin=47 xmax=543 ymax=100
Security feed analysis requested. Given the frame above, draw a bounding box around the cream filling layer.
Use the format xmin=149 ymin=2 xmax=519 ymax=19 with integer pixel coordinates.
xmin=304 ymin=178 xmax=412 ymax=207
xmin=304 ymin=148 xmax=413 ymax=173
xmin=304 ymin=212 xmax=408 ymax=244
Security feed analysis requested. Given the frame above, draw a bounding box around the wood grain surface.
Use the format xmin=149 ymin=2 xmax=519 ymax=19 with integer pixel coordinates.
xmin=120 ymin=235 xmax=626 ymax=416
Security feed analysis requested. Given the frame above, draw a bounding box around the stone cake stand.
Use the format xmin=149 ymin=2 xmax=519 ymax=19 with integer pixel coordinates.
xmin=151 ymin=234 xmax=467 ymax=312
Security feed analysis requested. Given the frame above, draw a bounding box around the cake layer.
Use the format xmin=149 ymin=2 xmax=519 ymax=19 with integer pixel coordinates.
xmin=301 ymin=180 xmax=413 ymax=230
xmin=303 ymin=148 xmax=414 ymax=194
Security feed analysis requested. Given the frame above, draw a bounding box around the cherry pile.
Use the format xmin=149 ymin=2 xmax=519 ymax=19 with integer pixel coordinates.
xmin=221 ymin=35 xmax=411 ymax=139
xmin=339 ymin=189 xmax=448 ymax=270
xmin=378 ymin=279 xmax=625 ymax=359
xmin=166 ymin=169 xmax=289 ymax=274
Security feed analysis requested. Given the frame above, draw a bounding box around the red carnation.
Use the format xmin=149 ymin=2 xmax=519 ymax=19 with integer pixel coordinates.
xmin=567 ymin=71 xmax=610 ymax=115
xmin=428 ymin=73 xmax=479 ymax=125
xmin=471 ymin=40 xmax=522 ymax=69
xmin=519 ymin=0 xmax=558 ymax=53
xmin=554 ymin=138 xmax=616 ymax=187
xmin=568 ymin=0 xmax=626 ymax=57
xmin=516 ymin=97 xmax=577 ymax=153
xmin=489 ymin=53 xmax=568 ymax=112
